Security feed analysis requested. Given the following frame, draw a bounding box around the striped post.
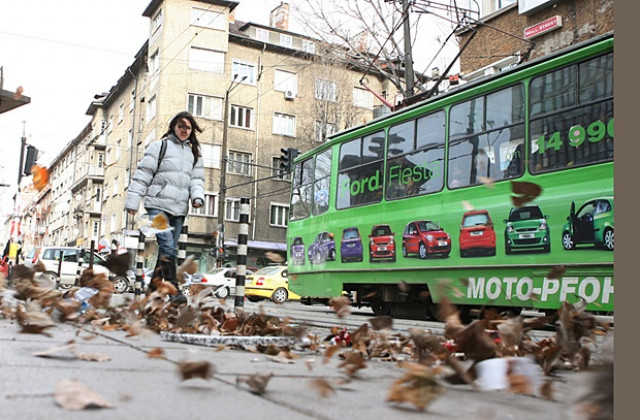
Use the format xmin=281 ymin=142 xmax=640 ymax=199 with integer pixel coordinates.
xmin=234 ymin=197 xmax=250 ymax=314
xmin=177 ymin=219 xmax=188 ymax=267
xmin=89 ymin=240 xmax=95 ymax=270
xmin=75 ymin=250 xmax=84 ymax=287
xmin=135 ymin=231 xmax=146 ymax=298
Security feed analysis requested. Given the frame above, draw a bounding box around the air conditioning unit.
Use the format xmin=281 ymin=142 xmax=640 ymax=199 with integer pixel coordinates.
xmin=284 ymin=90 xmax=295 ymax=100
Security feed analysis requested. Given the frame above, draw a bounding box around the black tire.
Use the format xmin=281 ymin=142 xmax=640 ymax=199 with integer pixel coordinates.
xmin=247 ymin=296 xmax=261 ymax=302
xmin=418 ymin=243 xmax=427 ymax=259
xmin=215 ymin=286 xmax=230 ymax=299
xmin=506 ymin=245 xmax=512 ymax=255
xmin=603 ymin=228 xmax=614 ymax=251
xmin=460 ymin=249 xmax=468 ymax=258
xmin=112 ymin=276 xmax=129 ymax=294
xmin=402 ymin=245 xmax=408 ymax=258
xmin=562 ymin=231 xmax=575 ymax=250
xmin=271 ymin=287 xmax=288 ymax=304
xmin=544 ymin=244 xmax=551 ymax=253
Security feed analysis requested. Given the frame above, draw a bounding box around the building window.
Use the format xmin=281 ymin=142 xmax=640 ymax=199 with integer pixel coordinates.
xmin=188 ymin=93 xmax=223 ymax=120
xmin=113 ymin=176 xmax=119 ymax=196
xmin=229 ymin=105 xmax=253 ymax=129
xmin=225 ymin=198 xmax=241 ymax=222
xmin=147 ymin=95 xmax=157 ymax=121
xmin=110 ymin=213 xmax=117 ymax=233
xmin=270 ymin=204 xmax=289 ymax=227
xmin=315 ymin=78 xmax=337 ymax=102
xmin=228 ymin=151 xmax=252 ymax=176
xmin=191 ymin=7 xmax=225 ymax=30
xmin=200 ymin=144 xmax=221 ymax=168
xmin=353 ymin=87 xmax=373 ymax=109
xmin=302 ymin=40 xmax=315 ymax=54
xmin=190 ymin=192 xmax=217 ymax=216
xmin=128 ymin=129 xmax=133 ymax=149
xmin=272 ymin=157 xmax=290 ymax=181
xmin=108 ymin=115 xmax=114 ymax=133
xmin=97 ymin=153 xmax=104 ymax=168
xmin=118 ymin=102 xmax=124 ymax=123
xmin=152 ymin=9 xmax=163 ymax=33
xmin=273 ymin=113 xmax=296 ymax=137
xmin=189 ymin=47 xmax=225 ymax=73
xmin=130 ymin=89 xmax=135 ymax=112
xmin=280 ymin=34 xmax=292 ymax=48
xmin=315 ymin=120 xmax=336 ymax=143
xmin=149 ymin=49 xmax=160 ymax=74
xmin=92 ymin=221 xmax=99 ymax=237
xmin=256 ymin=28 xmax=270 ymax=42
xmin=231 ymin=61 xmax=256 ymax=85
xmin=116 ymin=139 xmax=121 ymax=161
xmin=274 ymin=69 xmax=297 ymax=94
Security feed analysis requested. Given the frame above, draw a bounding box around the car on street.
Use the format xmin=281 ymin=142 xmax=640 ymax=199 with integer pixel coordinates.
xmin=504 ymin=204 xmax=550 ymax=254
xmin=402 ymin=220 xmax=451 ymax=259
xmin=459 ymin=210 xmax=496 ymax=257
xmin=25 ymin=246 xmax=127 ymax=290
xmin=340 ymin=227 xmax=363 ymax=262
xmin=244 ymin=265 xmax=300 ymax=303
xmin=307 ymin=231 xmax=336 ymax=265
xmin=561 ymin=196 xmax=614 ymax=251
xmin=290 ymin=236 xmax=305 ymax=265
xmin=368 ymin=224 xmax=396 ymax=263
xmin=187 ymin=267 xmax=254 ymax=298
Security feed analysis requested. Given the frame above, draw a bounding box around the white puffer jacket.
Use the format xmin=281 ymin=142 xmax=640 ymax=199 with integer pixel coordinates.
xmin=125 ymin=134 xmax=205 ymax=217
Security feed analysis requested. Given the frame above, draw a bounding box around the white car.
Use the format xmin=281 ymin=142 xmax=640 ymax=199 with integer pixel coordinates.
xmin=188 ymin=267 xmax=254 ymax=299
xmin=26 ymin=246 xmax=128 ymax=291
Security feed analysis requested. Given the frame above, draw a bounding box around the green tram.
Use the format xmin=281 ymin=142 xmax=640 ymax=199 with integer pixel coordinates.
xmin=285 ymin=33 xmax=613 ymax=320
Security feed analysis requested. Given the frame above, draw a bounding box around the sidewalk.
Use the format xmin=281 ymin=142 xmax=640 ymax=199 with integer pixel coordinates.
xmin=0 ymin=289 xmax=604 ymax=420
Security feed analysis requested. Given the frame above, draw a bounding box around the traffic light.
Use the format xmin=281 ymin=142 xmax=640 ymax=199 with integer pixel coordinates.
xmin=279 ymin=147 xmax=300 ymax=172
xmin=23 ymin=145 xmax=39 ymax=176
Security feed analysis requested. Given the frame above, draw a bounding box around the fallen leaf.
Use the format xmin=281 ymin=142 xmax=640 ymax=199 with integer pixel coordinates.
xmin=177 ymin=360 xmax=214 ymax=380
xmin=387 ymin=362 xmax=445 ymax=411
xmin=237 ymin=373 xmax=273 ymax=395
xmin=99 ymin=252 xmax=131 ymax=277
xmin=147 ymin=348 xmax=165 ymax=359
xmin=546 ymin=265 xmax=566 ymax=280
xmin=31 ymin=165 xmax=49 ymax=191
xmin=370 ymin=316 xmax=393 ymax=331
xmin=75 ymin=352 xmax=111 ymax=362
xmin=54 ymin=379 xmax=114 ymax=410
xmin=310 ymin=378 xmax=335 ymax=398
xmin=329 ymin=296 xmax=351 ymax=318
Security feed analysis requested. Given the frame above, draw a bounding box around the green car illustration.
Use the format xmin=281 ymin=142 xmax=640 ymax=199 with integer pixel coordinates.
xmin=561 ymin=196 xmax=614 ymax=251
xmin=504 ymin=205 xmax=550 ymax=254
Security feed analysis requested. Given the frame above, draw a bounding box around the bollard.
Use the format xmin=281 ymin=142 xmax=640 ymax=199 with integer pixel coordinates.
xmin=234 ymin=197 xmax=250 ymax=314
xmin=135 ymin=231 xmax=146 ymax=298
xmin=177 ymin=220 xmax=188 ymax=267
xmin=75 ymin=250 xmax=84 ymax=287
xmin=89 ymin=240 xmax=95 ymax=270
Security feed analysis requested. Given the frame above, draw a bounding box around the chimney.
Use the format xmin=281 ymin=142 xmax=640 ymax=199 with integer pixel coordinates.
xmin=229 ymin=10 xmax=235 ymax=24
xmin=270 ymin=2 xmax=289 ymax=30
xmin=355 ymin=31 xmax=371 ymax=54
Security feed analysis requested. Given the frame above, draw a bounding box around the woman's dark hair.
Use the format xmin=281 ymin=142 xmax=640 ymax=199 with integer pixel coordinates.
xmin=163 ymin=111 xmax=202 ymax=159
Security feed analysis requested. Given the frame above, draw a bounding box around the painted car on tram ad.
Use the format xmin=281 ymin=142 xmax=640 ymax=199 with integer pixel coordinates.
xmin=340 ymin=227 xmax=363 ymax=262
xmin=402 ymin=220 xmax=451 ymax=259
xmin=562 ymin=197 xmax=614 ymax=251
xmin=459 ymin=210 xmax=496 ymax=257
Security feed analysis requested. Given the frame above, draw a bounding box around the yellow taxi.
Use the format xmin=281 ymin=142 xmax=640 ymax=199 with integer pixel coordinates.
xmin=244 ymin=265 xmax=300 ymax=303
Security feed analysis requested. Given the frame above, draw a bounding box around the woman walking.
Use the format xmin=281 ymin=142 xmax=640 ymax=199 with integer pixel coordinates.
xmin=125 ymin=111 xmax=205 ymax=304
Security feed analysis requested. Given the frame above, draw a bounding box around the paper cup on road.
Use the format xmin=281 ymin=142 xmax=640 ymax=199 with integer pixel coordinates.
xmin=475 ymin=356 xmax=542 ymax=394
xmin=475 ymin=357 xmax=509 ymax=390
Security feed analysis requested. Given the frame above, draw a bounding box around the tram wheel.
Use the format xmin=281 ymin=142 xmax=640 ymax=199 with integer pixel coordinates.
xmin=370 ymin=300 xmax=391 ymax=316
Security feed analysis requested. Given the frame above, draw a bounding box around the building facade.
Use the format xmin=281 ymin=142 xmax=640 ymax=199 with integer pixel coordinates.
xmin=20 ymin=0 xmax=394 ymax=271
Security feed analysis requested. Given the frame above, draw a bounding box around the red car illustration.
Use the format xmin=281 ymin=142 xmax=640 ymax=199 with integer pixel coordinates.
xmin=368 ymin=224 xmax=396 ymax=263
xmin=459 ymin=210 xmax=496 ymax=257
xmin=402 ymin=220 xmax=451 ymax=259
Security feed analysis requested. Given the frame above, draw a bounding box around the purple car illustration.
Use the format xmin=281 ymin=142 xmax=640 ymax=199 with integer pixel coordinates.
xmin=308 ymin=231 xmax=336 ymax=265
xmin=290 ymin=236 xmax=305 ymax=265
xmin=340 ymin=227 xmax=363 ymax=262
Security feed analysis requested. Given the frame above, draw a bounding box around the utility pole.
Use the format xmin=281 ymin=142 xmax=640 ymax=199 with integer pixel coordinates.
xmin=217 ymin=74 xmax=247 ymax=266
xmin=402 ymin=0 xmax=415 ymax=99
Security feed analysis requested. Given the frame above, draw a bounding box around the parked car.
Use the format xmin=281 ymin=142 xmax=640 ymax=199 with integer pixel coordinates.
xmin=307 ymin=231 xmax=336 ymax=265
xmin=504 ymin=205 xmax=550 ymax=254
xmin=459 ymin=210 xmax=496 ymax=257
xmin=25 ymin=246 xmax=126 ymax=290
xmin=340 ymin=227 xmax=363 ymax=262
xmin=402 ymin=220 xmax=451 ymax=259
xmin=368 ymin=224 xmax=396 ymax=263
xmin=244 ymin=265 xmax=299 ymax=303
xmin=187 ymin=267 xmax=254 ymax=298
xmin=290 ymin=236 xmax=305 ymax=265
xmin=561 ymin=196 xmax=614 ymax=251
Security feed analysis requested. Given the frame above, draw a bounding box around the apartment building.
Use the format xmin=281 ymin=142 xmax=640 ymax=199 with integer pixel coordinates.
xmin=23 ymin=0 xmax=393 ymax=270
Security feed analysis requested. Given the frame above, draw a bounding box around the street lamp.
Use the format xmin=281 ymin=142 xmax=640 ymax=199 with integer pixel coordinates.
xmin=217 ymin=73 xmax=247 ymax=266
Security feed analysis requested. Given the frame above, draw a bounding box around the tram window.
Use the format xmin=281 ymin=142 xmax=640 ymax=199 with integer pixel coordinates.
xmin=448 ymin=85 xmax=525 ymax=189
xmin=579 ymin=53 xmax=613 ymax=103
xmin=337 ymin=131 xmax=384 ymax=209
xmin=290 ymin=157 xmax=314 ymax=220
xmin=386 ymin=111 xmax=445 ymax=199
xmin=530 ymin=65 xmax=576 ymax=116
xmin=313 ymin=149 xmax=332 ymax=215
xmin=449 ymin=96 xmax=484 ymax=138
